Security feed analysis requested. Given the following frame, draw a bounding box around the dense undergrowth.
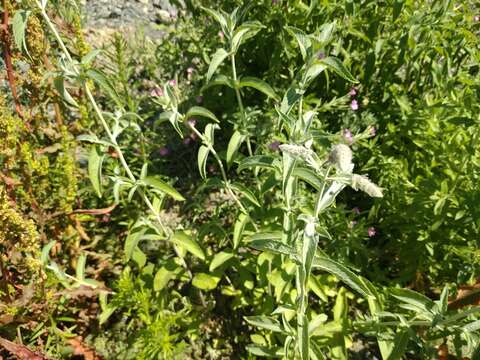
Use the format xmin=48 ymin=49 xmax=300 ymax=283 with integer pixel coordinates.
xmin=1 ymin=0 xmax=480 ymax=359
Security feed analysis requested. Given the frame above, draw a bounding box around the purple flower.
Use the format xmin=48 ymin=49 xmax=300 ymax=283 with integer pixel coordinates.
xmin=196 ymin=95 xmax=203 ymax=104
xmin=317 ymin=52 xmax=326 ymax=60
xmin=268 ymin=141 xmax=280 ymax=151
xmin=168 ymin=79 xmax=177 ymax=87
xmin=183 ymin=137 xmax=192 ymax=145
xmin=187 ymin=118 xmax=197 ymax=127
xmin=158 ymin=147 xmax=170 ymax=156
xmin=367 ymin=227 xmax=376 ymax=237
xmin=352 ymin=207 xmax=360 ymax=215
xmin=349 ymin=220 xmax=358 ymax=228
xmin=368 ymin=126 xmax=376 ymax=137
xmin=350 ymin=99 xmax=359 ymax=111
xmin=150 ymin=87 xmax=164 ymax=97
xmin=348 ymin=88 xmax=357 ymax=97
xmin=343 ymin=129 xmax=353 ymax=144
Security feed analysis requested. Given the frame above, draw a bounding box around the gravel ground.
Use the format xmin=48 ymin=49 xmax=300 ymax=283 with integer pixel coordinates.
xmin=81 ymin=0 xmax=178 ymax=37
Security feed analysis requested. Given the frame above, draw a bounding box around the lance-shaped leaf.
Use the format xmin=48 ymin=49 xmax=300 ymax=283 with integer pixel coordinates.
xmin=198 ymin=145 xmax=209 ymax=179
xmin=202 ymin=74 xmax=236 ymax=90
xmin=238 ymin=155 xmax=277 ymax=172
xmin=86 ymin=69 xmax=122 ymax=107
xmin=12 ymin=10 xmax=31 ymax=56
xmin=88 ymin=146 xmax=104 ymax=198
xmin=185 ymin=106 xmax=219 ymax=123
xmin=239 ymin=76 xmax=279 ymax=100
xmin=245 ymin=316 xmax=284 ymax=333
xmin=207 ymin=48 xmax=230 ymax=82
xmin=230 ymin=182 xmax=260 ymax=207
xmin=313 ymin=255 xmax=375 ymax=298
xmin=142 ymin=176 xmax=185 ymax=201
xmin=171 ymin=231 xmax=205 ymax=261
xmin=75 ymin=254 xmax=87 ymax=281
xmin=249 ymin=235 xmax=296 ymax=257
xmin=233 ymin=213 xmax=249 ymax=249
xmin=54 ymin=76 xmax=78 ymax=107
xmin=209 ymin=251 xmax=234 ymax=272
xmin=320 ymin=56 xmax=358 ymax=83
xmin=247 ymin=345 xmax=285 ymax=357
xmin=285 ymin=26 xmax=312 ymax=60
xmin=231 ymin=22 xmax=264 ymax=52
xmin=390 ymin=288 xmax=435 ymax=314
xmin=226 ymin=130 xmax=246 ymax=167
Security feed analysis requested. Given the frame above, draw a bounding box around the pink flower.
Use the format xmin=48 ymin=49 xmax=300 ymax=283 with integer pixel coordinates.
xmin=196 ymin=95 xmax=203 ymax=104
xmin=348 ymin=88 xmax=357 ymax=97
xmin=317 ymin=51 xmax=326 ymax=60
xmin=218 ymin=31 xmax=224 ymax=41
xmin=187 ymin=118 xmax=197 ymax=127
xmin=367 ymin=227 xmax=376 ymax=237
xmin=168 ymin=79 xmax=177 ymax=87
xmin=474 ymin=15 xmax=480 ymax=22
xmin=352 ymin=207 xmax=360 ymax=215
xmin=343 ymin=129 xmax=353 ymax=144
xmin=268 ymin=141 xmax=280 ymax=151
xmin=187 ymin=67 xmax=194 ymax=75
xmin=183 ymin=137 xmax=192 ymax=145
xmin=350 ymin=99 xmax=359 ymax=111
xmin=368 ymin=126 xmax=376 ymax=137
xmin=349 ymin=220 xmax=358 ymax=228
xmin=150 ymin=87 xmax=164 ymax=97
xmin=159 ymin=147 xmax=170 ymax=156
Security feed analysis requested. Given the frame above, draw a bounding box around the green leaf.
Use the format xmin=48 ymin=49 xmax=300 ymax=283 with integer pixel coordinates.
xmin=385 ymin=329 xmax=411 ymax=360
xmin=198 ymin=145 xmax=210 ymax=179
xmin=304 ymin=63 xmax=327 ymax=85
xmin=185 ymin=106 xmax=219 ymax=123
xmin=86 ymin=69 xmax=122 ymax=107
xmin=230 ymin=182 xmax=260 ymax=207
xmin=192 ymin=273 xmax=221 ymax=291
xmin=207 ymin=48 xmax=230 ymax=82
xmin=75 ymin=254 xmax=87 ymax=281
xmin=41 ymin=241 xmax=56 ymax=265
xmin=233 ymin=213 xmax=249 ymax=249
xmin=245 ymin=316 xmax=284 ymax=333
xmin=313 ymin=255 xmax=374 ymax=298
xmin=124 ymin=227 xmax=146 ymax=261
xmin=231 ymin=22 xmax=264 ymax=52
xmin=238 ymin=155 xmax=276 ymax=172
xmin=142 ymin=176 xmax=185 ymax=201
xmin=53 ymin=77 xmax=78 ymax=107
xmin=249 ymin=237 xmax=296 ymax=257
xmin=239 ymin=76 xmax=279 ymax=100
xmin=293 ymin=167 xmax=324 ymax=191
xmin=226 ymin=130 xmax=246 ymax=167
xmin=201 ymin=7 xmax=228 ymax=34
xmin=81 ymin=49 xmax=102 ymax=66
xmin=153 ymin=267 xmax=174 ymax=292
xmin=320 ymin=56 xmax=358 ymax=83
xmin=12 ymin=10 xmax=31 ymax=56
xmin=202 ymin=74 xmax=236 ymax=90
xmin=247 ymin=345 xmax=284 ymax=357
xmin=285 ymin=26 xmax=311 ymax=60
xmin=390 ymin=288 xmax=435 ymax=313
xmin=204 ymin=123 xmax=219 ymax=144
xmin=171 ymin=231 xmax=205 ymax=260
xmin=88 ymin=146 xmax=104 ymax=198
xmin=209 ymin=251 xmax=234 ymax=272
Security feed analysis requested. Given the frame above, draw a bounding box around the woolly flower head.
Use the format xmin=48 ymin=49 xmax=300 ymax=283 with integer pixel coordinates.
xmin=351 ymin=174 xmax=383 ymax=198
xmin=329 ymin=144 xmax=354 ymax=173
xmin=279 ymin=144 xmax=315 ymax=161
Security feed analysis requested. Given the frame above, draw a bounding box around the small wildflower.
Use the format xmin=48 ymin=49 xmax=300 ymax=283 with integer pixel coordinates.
xmin=168 ymin=79 xmax=177 ymax=87
xmin=159 ymin=147 xmax=170 ymax=156
xmin=317 ymin=51 xmax=326 ymax=60
xmin=196 ymin=95 xmax=203 ymax=104
xmin=268 ymin=141 xmax=280 ymax=151
xmin=150 ymin=87 xmax=164 ymax=97
xmin=183 ymin=137 xmax=192 ymax=145
xmin=349 ymin=88 xmax=357 ymax=97
xmin=187 ymin=118 xmax=197 ymax=127
xmin=218 ymin=31 xmax=224 ymax=41
xmin=368 ymin=126 xmax=376 ymax=137
xmin=349 ymin=220 xmax=358 ymax=228
xmin=187 ymin=67 xmax=194 ymax=81
xmin=367 ymin=227 xmax=376 ymax=237
xmin=352 ymin=207 xmax=360 ymax=215
xmin=343 ymin=129 xmax=353 ymax=144
xmin=350 ymin=99 xmax=359 ymax=111
xmin=474 ymin=15 xmax=480 ymax=22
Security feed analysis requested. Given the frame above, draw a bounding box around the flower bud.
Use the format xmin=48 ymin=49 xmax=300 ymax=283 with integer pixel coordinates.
xmin=351 ymin=174 xmax=383 ymax=198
